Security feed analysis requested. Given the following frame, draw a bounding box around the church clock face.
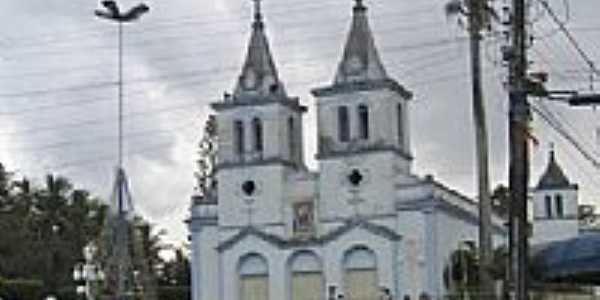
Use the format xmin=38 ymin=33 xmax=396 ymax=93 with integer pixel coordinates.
xmin=345 ymin=55 xmax=364 ymax=75
xmin=243 ymin=69 xmax=257 ymax=89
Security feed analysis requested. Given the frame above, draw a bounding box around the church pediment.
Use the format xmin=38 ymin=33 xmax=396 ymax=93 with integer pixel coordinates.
xmin=216 ymin=218 xmax=401 ymax=252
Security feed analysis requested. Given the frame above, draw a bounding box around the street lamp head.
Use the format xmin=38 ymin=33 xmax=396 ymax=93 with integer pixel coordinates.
xmin=121 ymin=3 xmax=150 ymax=21
xmin=101 ymin=0 xmax=120 ymax=15
xmin=95 ymin=1 xmax=149 ymax=22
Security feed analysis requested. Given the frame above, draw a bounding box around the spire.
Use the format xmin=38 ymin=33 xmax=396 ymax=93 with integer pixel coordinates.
xmin=537 ymin=148 xmax=573 ymax=189
xmin=233 ymin=0 xmax=287 ymax=101
xmin=333 ymin=0 xmax=388 ymax=84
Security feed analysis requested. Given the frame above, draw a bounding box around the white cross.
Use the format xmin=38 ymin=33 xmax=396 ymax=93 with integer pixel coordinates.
xmin=243 ymin=198 xmax=256 ymax=226
xmin=347 ymin=189 xmax=365 ymax=217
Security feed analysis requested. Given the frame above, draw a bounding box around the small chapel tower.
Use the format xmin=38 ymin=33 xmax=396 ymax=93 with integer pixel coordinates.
xmin=311 ymin=0 xmax=413 ymax=220
xmin=531 ymin=149 xmax=579 ymax=244
xmin=210 ymin=0 xmax=307 ymax=227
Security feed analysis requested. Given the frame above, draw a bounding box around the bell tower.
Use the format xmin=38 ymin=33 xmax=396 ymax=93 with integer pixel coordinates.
xmin=211 ymin=0 xmax=306 ymax=228
xmin=311 ymin=0 xmax=413 ymax=220
xmin=531 ymin=149 xmax=579 ymax=244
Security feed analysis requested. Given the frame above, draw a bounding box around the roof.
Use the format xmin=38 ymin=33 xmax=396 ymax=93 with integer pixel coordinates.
xmin=532 ymin=233 xmax=600 ymax=283
xmin=536 ymin=150 xmax=575 ymax=190
xmin=232 ymin=1 xmax=288 ymax=102
xmin=334 ymin=0 xmax=387 ymax=84
xmin=311 ymin=0 xmax=412 ymax=99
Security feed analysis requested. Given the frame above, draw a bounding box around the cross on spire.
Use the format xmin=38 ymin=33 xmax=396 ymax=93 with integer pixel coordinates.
xmin=253 ymin=0 xmax=262 ymax=23
xmin=355 ymin=0 xmax=365 ymax=9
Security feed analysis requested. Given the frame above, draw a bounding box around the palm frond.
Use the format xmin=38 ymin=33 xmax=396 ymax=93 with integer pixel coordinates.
xmin=445 ymin=0 xmax=466 ymax=17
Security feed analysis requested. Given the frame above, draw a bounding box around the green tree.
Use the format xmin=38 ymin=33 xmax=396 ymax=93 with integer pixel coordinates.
xmin=444 ymin=244 xmax=508 ymax=298
xmin=491 ymin=184 xmax=510 ymax=218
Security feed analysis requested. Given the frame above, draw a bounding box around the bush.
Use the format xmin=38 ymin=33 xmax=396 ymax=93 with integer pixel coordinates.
xmin=0 ymin=279 xmax=44 ymax=300
xmin=158 ymin=286 xmax=191 ymax=300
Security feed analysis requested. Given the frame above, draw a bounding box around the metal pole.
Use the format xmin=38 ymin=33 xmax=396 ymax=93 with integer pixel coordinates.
xmin=508 ymin=0 xmax=529 ymax=298
xmin=118 ymin=21 xmax=123 ymax=170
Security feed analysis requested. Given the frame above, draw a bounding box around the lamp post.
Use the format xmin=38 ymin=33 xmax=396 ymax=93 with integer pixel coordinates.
xmin=94 ymin=3 xmax=149 ymax=299
xmin=73 ymin=242 xmax=104 ymax=300
xmin=94 ymin=0 xmax=149 ymax=169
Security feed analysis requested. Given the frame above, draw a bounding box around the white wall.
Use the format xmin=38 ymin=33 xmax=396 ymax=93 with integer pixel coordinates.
xmin=217 ymin=226 xmax=397 ymax=300
xmin=532 ymin=219 xmax=580 ymax=244
xmin=315 ymin=89 xmax=410 ymax=156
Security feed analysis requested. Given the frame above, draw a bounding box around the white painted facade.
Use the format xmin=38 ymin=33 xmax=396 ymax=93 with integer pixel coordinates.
xmin=188 ymin=2 xmax=507 ymax=300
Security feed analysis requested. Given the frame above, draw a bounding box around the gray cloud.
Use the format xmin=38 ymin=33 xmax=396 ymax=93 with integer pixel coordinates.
xmin=1 ymin=0 xmax=599 ymax=243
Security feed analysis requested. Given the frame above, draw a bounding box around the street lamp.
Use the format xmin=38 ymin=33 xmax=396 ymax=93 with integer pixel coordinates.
xmin=94 ymin=3 xmax=148 ymax=299
xmin=94 ymin=0 xmax=150 ymax=169
xmin=73 ymin=242 xmax=104 ymax=300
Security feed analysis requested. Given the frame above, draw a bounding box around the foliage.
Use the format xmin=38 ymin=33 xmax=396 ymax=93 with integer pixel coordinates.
xmin=491 ymin=184 xmax=510 ymax=218
xmin=157 ymin=286 xmax=191 ymax=300
xmin=158 ymin=248 xmax=191 ymax=287
xmin=443 ymin=244 xmax=508 ymax=296
xmin=444 ymin=0 xmax=499 ymax=33
xmin=0 ymin=170 xmax=108 ymax=295
xmin=0 ymin=279 xmax=44 ymax=300
xmin=195 ymin=115 xmax=218 ymax=200
xmin=0 ymin=162 xmax=191 ymax=298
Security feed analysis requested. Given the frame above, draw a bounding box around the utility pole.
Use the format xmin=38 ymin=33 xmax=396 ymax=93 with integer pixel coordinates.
xmin=508 ymin=0 xmax=530 ymax=298
xmin=464 ymin=0 xmax=494 ymax=296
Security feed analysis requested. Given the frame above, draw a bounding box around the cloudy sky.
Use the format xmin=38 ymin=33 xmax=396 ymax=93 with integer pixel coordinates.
xmin=0 ymin=0 xmax=599 ymax=244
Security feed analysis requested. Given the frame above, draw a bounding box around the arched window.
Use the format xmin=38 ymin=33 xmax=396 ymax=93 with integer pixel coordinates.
xmin=239 ymin=253 xmax=269 ymax=300
xmin=338 ymin=106 xmax=350 ymax=142
xmin=252 ymin=118 xmax=263 ymax=153
xmin=397 ymin=104 xmax=404 ymax=147
xmin=234 ymin=120 xmax=245 ymax=156
xmin=288 ymin=117 xmax=296 ymax=161
xmin=555 ymin=194 xmax=564 ymax=218
xmin=289 ymin=251 xmax=323 ymax=300
xmin=545 ymin=195 xmax=553 ymax=218
xmin=343 ymin=247 xmax=378 ymax=300
xmin=358 ymin=104 xmax=369 ymax=140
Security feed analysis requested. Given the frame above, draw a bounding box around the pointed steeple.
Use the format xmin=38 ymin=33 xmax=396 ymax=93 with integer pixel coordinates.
xmin=334 ymin=0 xmax=388 ymax=84
xmin=311 ymin=0 xmax=412 ymax=99
xmin=233 ymin=0 xmax=287 ymax=101
xmin=537 ymin=148 xmax=573 ymax=189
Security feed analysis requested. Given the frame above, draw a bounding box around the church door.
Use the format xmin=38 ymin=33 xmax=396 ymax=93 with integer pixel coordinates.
xmin=241 ymin=275 xmax=269 ymax=300
xmin=290 ymin=251 xmax=324 ymax=300
xmin=344 ymin=247 xmax=378 ymax=300
xmin=345 ymin=269 xmax=378 ymax=300
xmin=239 ymin=254 xmax=269 ymax=300
xmin=292 ymin=272 xmax=323 ymax=300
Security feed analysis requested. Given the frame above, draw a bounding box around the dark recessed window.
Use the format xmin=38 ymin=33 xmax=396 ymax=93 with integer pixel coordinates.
xmin=555 ymin=194 xmax=564 ymax=218
xmin=252 ymin=118 xmax=263 ymax=152
xmin=288 ymin=117 xmax=296 ymax=161
xmin=338 ymin=106 xmax=350 ymax=142
xmin=358 ymin=104 xmax=369 ymax=140
xmin=397 ymin=103 xmax=404 ymax=147
xmin=234 ymin=120 xmax=244 ymax=156
xmin=545 ymin=195 xmax=552 ymax=218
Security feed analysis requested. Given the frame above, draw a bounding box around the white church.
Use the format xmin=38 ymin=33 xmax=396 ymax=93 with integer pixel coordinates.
xmin=186 ymin=1 xmax=534 ymax=300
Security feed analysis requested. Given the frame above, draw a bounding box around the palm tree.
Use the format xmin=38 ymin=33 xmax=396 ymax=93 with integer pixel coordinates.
xmin=445 ymin=0 xmax=498 ymax=296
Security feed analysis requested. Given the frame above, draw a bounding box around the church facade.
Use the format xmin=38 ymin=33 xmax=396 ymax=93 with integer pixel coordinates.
xmin=188 ymin=1 xmax=507 ymax=300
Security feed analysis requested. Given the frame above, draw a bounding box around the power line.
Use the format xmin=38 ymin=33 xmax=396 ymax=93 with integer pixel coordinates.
xmin=1 ymin=0 xmax=441 ymax=49
xmin=531 ymin=102 xmax=600 ymax=168
xmin=535 ymin=0 xmax=600 ymax=79
xmin=0 ymin=35 xmax=467 ymax=99
xmin=1 ymin=119 xmax=199 ymax=153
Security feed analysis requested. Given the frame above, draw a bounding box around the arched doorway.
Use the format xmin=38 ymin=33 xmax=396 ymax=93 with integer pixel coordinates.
xmin=289 ymin=250 xmax=324 ymax=300
xmin=343 ymin=247 xmax=378 ymax=300
xmin=239 ymin=253 xmax=269 ymax=300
